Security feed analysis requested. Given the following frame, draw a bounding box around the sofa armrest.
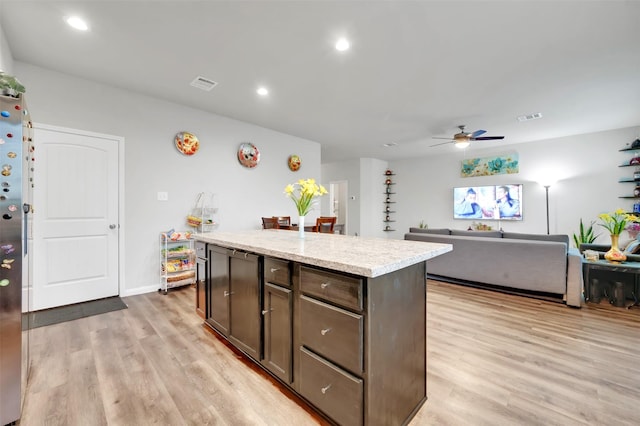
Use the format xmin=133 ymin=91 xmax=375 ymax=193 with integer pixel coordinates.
xmin=566 ymin=248 xmax=583 ymax=308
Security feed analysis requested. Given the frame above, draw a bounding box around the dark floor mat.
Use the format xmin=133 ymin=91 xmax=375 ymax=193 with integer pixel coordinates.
xmin=23 ymin=296 xmax=128 ymax=329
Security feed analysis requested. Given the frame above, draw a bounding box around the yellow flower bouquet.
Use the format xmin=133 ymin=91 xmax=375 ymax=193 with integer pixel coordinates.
xmin=284 ymin=178 xmax=327 ymax=216
xmin=598 ymin=209 xmax=638 ymax=236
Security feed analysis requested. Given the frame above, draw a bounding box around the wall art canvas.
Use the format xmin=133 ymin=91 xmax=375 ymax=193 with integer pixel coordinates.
xmin=461 ymin=153 xmax=519 ymax=177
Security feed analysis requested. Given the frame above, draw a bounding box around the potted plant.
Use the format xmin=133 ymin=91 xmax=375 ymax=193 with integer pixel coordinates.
xmin=573 ymin=218 xmax=598 ymax=249
xmin=0 ymin=72 xmax=26 ymax=97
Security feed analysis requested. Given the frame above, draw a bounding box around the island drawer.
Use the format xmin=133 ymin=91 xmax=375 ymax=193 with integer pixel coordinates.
xmin=300 ymin=295 xmax=363 ymax=374
xmin=264 ymin=257 xmax=291 ymax=287
xmin=300 ymin=266 xmax=363 ymax=311
xmin=299 ymin=346 xmax=363 ymax=426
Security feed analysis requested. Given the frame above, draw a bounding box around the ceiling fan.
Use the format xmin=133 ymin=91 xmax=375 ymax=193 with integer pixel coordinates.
xmin=430 ymin=125 xmax=504 ymax=149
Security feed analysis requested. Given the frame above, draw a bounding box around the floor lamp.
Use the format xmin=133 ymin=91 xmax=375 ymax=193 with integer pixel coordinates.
xmin=544 ymin=185 xmax=551 ymax=235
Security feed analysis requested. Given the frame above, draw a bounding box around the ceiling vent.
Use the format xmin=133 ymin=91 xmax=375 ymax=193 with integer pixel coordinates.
xmin=517 ymin=112 xmax=543 ymax=122
xmin=190 ymin=76 xmax=218 ymax=91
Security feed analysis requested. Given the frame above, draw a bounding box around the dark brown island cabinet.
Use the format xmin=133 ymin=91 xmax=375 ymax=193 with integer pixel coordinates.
xmin=196 ymin=231 xmax=450 ymax=426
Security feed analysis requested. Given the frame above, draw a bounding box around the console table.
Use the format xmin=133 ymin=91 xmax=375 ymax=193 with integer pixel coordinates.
xmin=583 ymin=259 xmax=640 ymax=309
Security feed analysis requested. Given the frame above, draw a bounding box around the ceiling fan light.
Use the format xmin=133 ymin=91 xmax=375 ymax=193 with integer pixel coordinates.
xmin=455 ymin=141 xmax=470 ymax=149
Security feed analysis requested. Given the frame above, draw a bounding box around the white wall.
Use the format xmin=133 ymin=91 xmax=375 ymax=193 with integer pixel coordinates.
xmin=14 ymin=62 xmax=321 ymax=296
xmin=0 ymin=23 xmax=14 ymax=73
xmin=359 ymin=158 xmax=389 ymax=239
xmin=387 ymin=126 xmax=640 ymax=246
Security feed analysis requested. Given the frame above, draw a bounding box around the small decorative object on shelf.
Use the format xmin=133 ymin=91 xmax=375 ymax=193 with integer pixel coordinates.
xmin=160 ymin=229 xmax=196 ymax=294
xmin=618 ymin=144 xmax=640 ymax=200
xmin=383 ymin=170 xmax=396 ymax=231
xmin=471 ymin=221 xmax=493 ymax=231
xmin=0 ymin=71 xmax=26 ymax=97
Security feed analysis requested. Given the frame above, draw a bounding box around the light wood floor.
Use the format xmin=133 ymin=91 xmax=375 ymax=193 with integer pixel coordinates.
xmin=18 ymin=280 xmax=640 ymax=426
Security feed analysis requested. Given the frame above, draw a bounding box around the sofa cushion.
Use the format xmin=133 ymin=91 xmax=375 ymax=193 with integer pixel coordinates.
xmin=408 ymin=227 xmax=451 ymax=235
xmin=502 ymin=232 xmax=569 ymax=246
xmin=450 ymin=229 xmax=503 ymax=238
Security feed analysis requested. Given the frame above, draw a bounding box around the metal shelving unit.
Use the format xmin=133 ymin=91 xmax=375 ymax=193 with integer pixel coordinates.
xmin=159 ymin=231 xmax=196 ymax=294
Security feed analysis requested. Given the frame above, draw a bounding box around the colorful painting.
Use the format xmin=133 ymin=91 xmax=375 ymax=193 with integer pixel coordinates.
xmin=461 ymin=153 xmax=519 ymax=177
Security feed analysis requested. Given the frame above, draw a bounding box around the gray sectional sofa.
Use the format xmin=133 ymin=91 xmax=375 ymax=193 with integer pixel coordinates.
xmin=404 ymin=228 xmax=583 ymax=307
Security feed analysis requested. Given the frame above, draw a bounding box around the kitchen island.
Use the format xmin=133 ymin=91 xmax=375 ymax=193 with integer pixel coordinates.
xmin=194 ymin=230 xmax=451 ymax=426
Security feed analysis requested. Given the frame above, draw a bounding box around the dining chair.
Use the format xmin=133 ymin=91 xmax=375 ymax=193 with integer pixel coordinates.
xmin=273 ymin=216 xmax=291 ymax=229
xmin=262 ymin=217 xmax=280 ymax=229
xmin=314 ymin=217 xmax=336 ymax=233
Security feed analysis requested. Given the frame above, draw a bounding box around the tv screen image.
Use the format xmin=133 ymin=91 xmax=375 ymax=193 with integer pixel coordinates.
xmin=453 ymin=184 xmax=523 ymax=220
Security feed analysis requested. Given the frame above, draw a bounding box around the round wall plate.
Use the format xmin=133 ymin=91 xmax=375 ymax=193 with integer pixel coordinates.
xmin=175 ymin=131 xmax=199 ymax=156
xmin=238 ymin=142 xmax=260 ymax=168
xmin=288 ymin=154 xmax=301 ymax=171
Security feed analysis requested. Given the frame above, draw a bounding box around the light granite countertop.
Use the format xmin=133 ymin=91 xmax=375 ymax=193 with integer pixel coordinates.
xmin=194 ymin=230 xmax=452 ymax=278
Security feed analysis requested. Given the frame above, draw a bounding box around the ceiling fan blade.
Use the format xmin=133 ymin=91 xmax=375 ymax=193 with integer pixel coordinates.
xmin=471 ymin=136 xmax=504 ymax=141
xmin=431 ymin=136 xmax=454 ymax=140
xmin=429 ymin=140 xmax=453 ymax=147
xmin=470 ymin=129 xmax=486 ymax=138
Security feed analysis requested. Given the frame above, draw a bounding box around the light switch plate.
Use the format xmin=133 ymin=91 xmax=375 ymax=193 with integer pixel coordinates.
xmin=157 ymin=191 xmax=169 ymax=201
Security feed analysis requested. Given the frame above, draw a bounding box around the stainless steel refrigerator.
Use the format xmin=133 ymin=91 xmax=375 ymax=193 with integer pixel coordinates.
xmin=0 ymin=92 xmax=32 ymax=425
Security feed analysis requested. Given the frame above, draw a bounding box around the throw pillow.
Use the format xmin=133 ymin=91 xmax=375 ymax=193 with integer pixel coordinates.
xmin=624 ymin=239 xmax=640 ymax=254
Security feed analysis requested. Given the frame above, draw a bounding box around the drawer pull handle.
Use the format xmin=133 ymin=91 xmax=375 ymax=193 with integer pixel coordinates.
xmin=270 ymin=268 xmax=279 ymax=273
xmin=223 ymin=291 xmax=234 ymax=297
xmin=261 ymin=309 xmax=272 ymax=315
xmin=321 ymin=384 xmax=332 ymax=394
xmin=320 ymin=282 xmax=331 ymax=289
xmin=232 ymin=249 xmax=237 ymax=256
xmin=320 ymin=328 xmax=331 ymax=336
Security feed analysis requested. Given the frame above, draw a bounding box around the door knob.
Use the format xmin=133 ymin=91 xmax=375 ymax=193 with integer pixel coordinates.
xmin=109 ymin=224 xmax=117 ymax=229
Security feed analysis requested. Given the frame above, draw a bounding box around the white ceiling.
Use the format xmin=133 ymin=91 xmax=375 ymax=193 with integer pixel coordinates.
xmin=2 ymin=1 xmax=639 ymax=162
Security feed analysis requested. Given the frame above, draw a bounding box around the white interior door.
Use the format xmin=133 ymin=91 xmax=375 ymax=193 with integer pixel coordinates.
xmin=32 ymin=126 xmax=120 ymax=310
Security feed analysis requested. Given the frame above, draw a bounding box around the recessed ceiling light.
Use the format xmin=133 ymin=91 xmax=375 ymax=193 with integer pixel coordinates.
xmin=257 ymin=87 xmax=269 ymax=96
xmin=383 ymin=142 xmax=397 ymax=147
xmin=335 ymin=38 xmax=350 ymax=51
xmin=66 ymin=16 xmax=89 ymax=31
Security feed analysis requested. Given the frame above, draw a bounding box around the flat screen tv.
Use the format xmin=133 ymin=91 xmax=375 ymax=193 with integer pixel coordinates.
xmin=453 ymin=184 xmax=523 ymax=220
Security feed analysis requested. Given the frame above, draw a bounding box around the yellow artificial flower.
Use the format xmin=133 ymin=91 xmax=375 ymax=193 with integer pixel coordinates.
xmin=284 ymin=178 xmax=327 ymax=216
xmin=598 ymin=209 xmax=638 ymax=235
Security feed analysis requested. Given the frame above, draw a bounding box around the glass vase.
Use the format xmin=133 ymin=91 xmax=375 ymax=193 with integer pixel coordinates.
xmin=604 ymin=234 xmax=626 ymax=263
xmin=298 ymin=215 xmax=305 ymax=239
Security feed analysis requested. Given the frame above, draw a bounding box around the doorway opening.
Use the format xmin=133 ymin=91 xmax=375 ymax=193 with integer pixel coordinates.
xmin=329 ymin=181 xmax=348 ymax=235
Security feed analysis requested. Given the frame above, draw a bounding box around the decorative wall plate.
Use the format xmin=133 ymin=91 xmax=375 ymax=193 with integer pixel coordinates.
xmin=238 ymin=142 xmax=260 ymax=168
xmin=175 ymin=131 xmax=200 ymax=156
xmin=288 ymin=154 xmax=301 ymax=171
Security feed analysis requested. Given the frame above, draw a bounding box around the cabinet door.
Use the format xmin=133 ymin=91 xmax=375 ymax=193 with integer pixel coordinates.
xmin=229 ymin=252 xmax=261 ymax=359
xmin=196 ymin=257 xmax=206 ymax=319
xmin=207 ymin=246 xmax=230 ymax=336
xmin=262 ymin=283 xmax=292 ymax=384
